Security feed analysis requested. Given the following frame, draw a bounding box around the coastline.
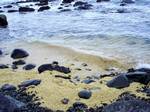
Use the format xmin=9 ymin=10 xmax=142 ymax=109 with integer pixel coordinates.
xmin=0 ymin=41 xmax=148 ymax=111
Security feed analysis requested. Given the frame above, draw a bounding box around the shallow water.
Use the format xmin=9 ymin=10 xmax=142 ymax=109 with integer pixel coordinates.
xmin=0 ymin=0 xmax=150 ymax=65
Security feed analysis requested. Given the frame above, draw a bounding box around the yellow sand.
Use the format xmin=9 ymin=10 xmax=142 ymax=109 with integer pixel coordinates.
xmin=0 ymin=41 xmax=147 ymax=111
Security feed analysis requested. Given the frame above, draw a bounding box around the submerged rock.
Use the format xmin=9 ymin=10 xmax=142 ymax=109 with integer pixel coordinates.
xmin=97 ymin=0 xmax=110 ymax=2
xmin=19 ymin=7 xmax=35 ymax=12
xmin=23 ymin=64 xmax=36 ymax=70
xmin=38 ymin=6 xmax=50 ymax=12
xmin=121 ymin=0 xmax=135 ymax=4
xmin=78 ymin=90 xmax=92 ymax=99
xmin=3 ymin=5 xmax=13 ymax=8
xmin=8 ymin=9 xmax=18 ymax=13
xmin=0 ymin=64 xmax=9 ymax=69
xmin=107 ymin=74 xmax=130 ymax=89
xmin=11 ymin=49 xmax=29 ymax=59
xmin=0 ymin=10 xmax=4 ymax=13
xmin=18 ymin=79 xmax=41 ymax=88
xmin=0 ymin=14 xmax=8 ymax=27
xmin=0 ymin=50 xmax=2 ymax=55
xmin=74 ymin=1 xmax=93 ymax=10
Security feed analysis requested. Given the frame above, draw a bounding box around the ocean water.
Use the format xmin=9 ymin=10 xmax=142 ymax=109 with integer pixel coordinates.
xmin=0 ymin=0 xmax=150 ymax=65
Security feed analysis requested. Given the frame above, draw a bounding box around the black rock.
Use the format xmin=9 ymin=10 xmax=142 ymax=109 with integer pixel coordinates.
xmin=117 ymin=8 xmax=128 ymax=13
xmin=62 ymin=0 xmax=74 ymax=4
xmin=0 ymin=14 xmax=8 ymax=27
xmin=81 ymin=79 xmax=95 ymax=84
xmin=52 ymin=61 xmax=59 ymax=65
xmin=106 ymin=74 xmax=130 ymax=89
xmin=0 ymin=10 xmax=4 ymax=13
xmin=11 ymin=49 xmax=29 ymax=59
xmin=11 ymin=64 xmax=18 ymax=69
xmin=78 ymin=90 xmax=92 ymax=99
xmin=18 ymin=79 xmax=41 ymax=88
xmin=121 ymin=0 xmax=135 ymax=4
xmin=67 ymin=102 xmax=88 ymax=112
xmin=3 ymin=5 xmax=13 ymax=8
xmin=38 ymin=64 xmax=53 ymax=73
xmin=126 ymin=71 xmax=150 ymax=85
xmin=13 ymin=60 xmax=26 ymax=65
xmin=40 ymin=0 xmax=48 ymax=5
xmin=73 ymin=1 xmax=88 ymax=7
xmin=23 ymin=64 xmax=36 ymax=70
xmin=0 ymin=64 xmax=9 ymax=69
xmin=1 ymin=84 xmax=16 ymax=91
xmin=38 ymin=6 xmax=50 ymax=12
xmin=8 ymin=9 xmax=18 ymax=13
xmin=76 ymin=4 xmax=92 ymax=10
xmin=19 ymin=7 xmax=35 ymax=12
xmin=0 ymin=93 xmax=25 ymax=112
xmin=120 ymin=3 xmax=127 ymax=6
xmin=0 ymin=50 xmax=2 ymax=55
xmin=97 ymin=0 xmax=110 ymax=3
xmin=60 ymin=9 xmax=71 ymax=12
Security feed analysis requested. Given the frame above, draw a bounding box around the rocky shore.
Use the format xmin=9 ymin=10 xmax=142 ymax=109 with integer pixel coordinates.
xmin=0 ymin=41 xmax=149 ymax=111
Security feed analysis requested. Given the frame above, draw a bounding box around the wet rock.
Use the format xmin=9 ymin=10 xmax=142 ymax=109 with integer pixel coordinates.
xmin=0 ymin=64 xmax=9 ymax=69
xmin=117 ymin=8 xmax=129 ymax=13
xmin=78 ymin=90 xmax=92 ymax=99
xmin=0 ymin=14 xmax=8 ymax=27
xmin=13 ymin=60 xmax=26 ymax=65
xmin=3 ymin=5 xmax=13 ymax=8
xmin=52 ymin=61 xmax=59 ymax=65
xmin=121 ymin=0 xmax=135 ymax=4
xmin=135 ymin=68 xmax=150 ymax=73
xmin=11 ymin=49 xmax=29 ymax=59
xmin=23 ymin=64 xmax=36 ymax=70
xmin=126 ymin=71 xmax=150 ymax=85
xmin=103 ymin=98 xmax=150 ymax=112
xmin=40 ymin=0 xmax=48 ymax=5
xmin=107 ymin=74 xmax=130 ymax=89
xmin=11 ymin=64 xmax=18 ymax=69
xmin=55 ymin=75 xmax=71 ymax=79
xmin=18 ymin=79 xmax=41 ymax=88
xmin=0 ymin=93 xmax=25 ymax=112
xmin=0 ymin=50 xmax=2 ymax=55
xmin=38 ymin=64 xmax=53 ymax=73
xmin=0 ymin=10 xmax=4 ymax=13
xmin=62 ymin=0 xmax=74 ymax=4
xmin=38 ymin=64 xmax=71 ymax=74
xmin=38 ymin=6 xmax=50 ymax=12
xmin=19 ymin=7 xmax=35 ymax=12
xmin=8 ymin=9 xmax=18 ymax=13
xmin=61 ymin=98 xmax=69 ymax=104
xmin=1 ymin=84 xmax=16 ymax=91
xmin=67 ymin=102 xmax=88 ymax=112
xmin=74 ymin=2 xmax=92 ymax=10
xmin=73 ymin=1 xmax=88 ymax=7
xmin=97 ymin=0 xmax=110 ymax=2
xmin=120 ymin=3 xmax=127 ymax=6
xmin=60 ymin=9 xmax=71 ymax=12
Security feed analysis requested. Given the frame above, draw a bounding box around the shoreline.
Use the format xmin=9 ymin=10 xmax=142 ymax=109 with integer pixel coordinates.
xmin=0 ymin=41 xmax=149 ymax=111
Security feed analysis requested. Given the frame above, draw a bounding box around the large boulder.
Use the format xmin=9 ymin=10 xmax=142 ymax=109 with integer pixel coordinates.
xmin=0 ymin=93 xmax=25 ymax=112
xmin=11 ymin=49 xmax=29 ymax=59
xmin=0 ymin=14 xmax=8 ymax=27
xmin=107 ymin=74 xmax=130 ymax=89
xmin=19 ymin=7 xmax=35 ymax=12
xmin=18 ymin=79 xmax=41 ymax=88
xmin=38 ymin=6 xmax=50 ymax=12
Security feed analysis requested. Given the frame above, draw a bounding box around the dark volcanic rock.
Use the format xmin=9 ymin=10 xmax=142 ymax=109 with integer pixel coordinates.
xmin=18 ymin=79 xmax=41 ymax=88
xmin=0 ymin=14 xmax=8 ymax=27
xmin=0 ymin=64 xmax=9 ymax=69
xmin=8 ymin=9 xmax=18 ymax=13
xmin=38 ymin=6 xmax=50 ymax=12
xmin=19 ymin=7 xmax=35 ymax=12
xmin=67 ymin=102 xmax=88 ymax=112
xmin=97 ymin=0 xmax=110 ymax=2
xmin=13 ymin=60 xmax=26 ymax=65
xmin=121 ymin=0 xmax=135 ymax=4
xmin=23 ymin=64 xmax=36 ymax=70
xmin=78 ymin=90 xmax=92 ymax=99
xmin=0 ymin=93 xmax=25 ymax=112
xmin=11 ymin=49 xmax=29 ymax=59
xmin=107 ymin=74 xmax=130 ymax=89
xmin=38 ymin=64 xmax=71 ymax=74
xmin=3 ymin=5 xmax=13 ymax=8
xmin=126 ymin=71 xmax=150 ymax=85
xmin=1 ymin=84 xmax=16 ymax=91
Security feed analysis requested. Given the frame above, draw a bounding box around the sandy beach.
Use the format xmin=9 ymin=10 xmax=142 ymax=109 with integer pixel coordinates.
xmin=0 ymin=41 xmax=148 ymax=111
